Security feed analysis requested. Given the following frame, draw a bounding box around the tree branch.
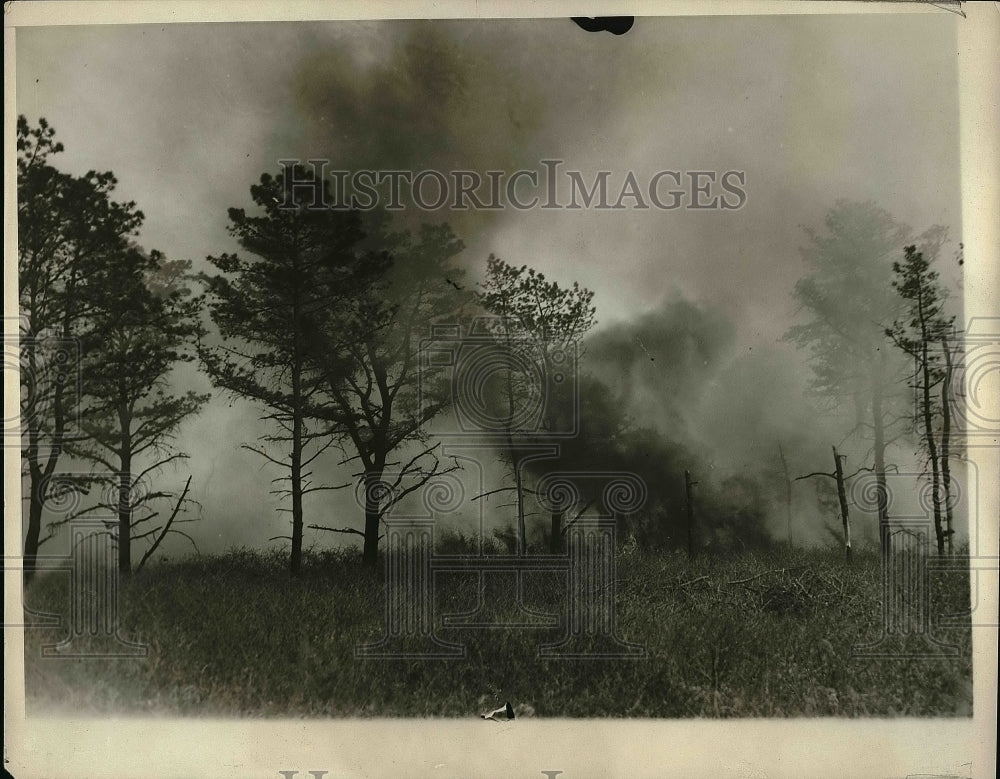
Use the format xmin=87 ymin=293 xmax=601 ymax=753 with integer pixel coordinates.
xmin=307 ymin=524 xmax=367 ymax=539
xmin=135 ymin=475 xmax=192 ymax=574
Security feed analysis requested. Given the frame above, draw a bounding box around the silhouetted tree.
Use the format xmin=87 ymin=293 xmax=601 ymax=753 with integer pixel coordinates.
xmin=886 ymin=235 xmax=956 ymax=554
xmin=17 ymin=116 xmax=144 ymax=582
xmin=939 ymin=325 xmax=960 ymax=555
xmin=303 ymin=222 xmax=468 ymax=566
xmin=200 ymin=167 xmax=368 ymax=574
xmin=66 ymin=248 xmax=208 ymax=577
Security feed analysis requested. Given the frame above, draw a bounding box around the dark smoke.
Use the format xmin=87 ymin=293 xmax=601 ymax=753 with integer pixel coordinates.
xmin=15 ymin=15 xmax=962 ymax=559
xmin=586 ymin=296 xmax=735 ymax=444
xmin=581 ymin=294 xmax=843 ymax=549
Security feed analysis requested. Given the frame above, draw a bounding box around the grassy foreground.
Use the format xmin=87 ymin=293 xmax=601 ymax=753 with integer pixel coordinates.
xmin=22 ymin=544 xmax=973 ymax=717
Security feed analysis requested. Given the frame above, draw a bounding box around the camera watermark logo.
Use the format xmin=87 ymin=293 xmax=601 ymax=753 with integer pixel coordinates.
xmin=9 ymin=471 xmax=148 ymax=659
xmin=534 ymin=471 xmax=646 ymax=659
xmin=356 ymin=465 xmax=646 ymax=660
xmin=850 ymin=470 xmax=966 ymax=659
xmin=419 ymin=318 xmax=579 ymax=439
xmin=948 ymin=317 xmax=1000 ymax=447
xmin=354 ymin=469 xmax=468 ymax=660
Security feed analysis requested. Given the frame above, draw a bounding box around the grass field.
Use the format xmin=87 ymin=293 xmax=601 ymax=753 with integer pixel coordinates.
xmin=22 ymin=542 xmax=973 ymax=718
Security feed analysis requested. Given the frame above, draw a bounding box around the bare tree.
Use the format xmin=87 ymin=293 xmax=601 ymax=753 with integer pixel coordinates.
xmin=795 ymin=446 xmax=879 ymax=564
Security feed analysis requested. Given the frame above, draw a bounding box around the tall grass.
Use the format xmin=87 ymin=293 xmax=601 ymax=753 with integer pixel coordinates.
xmin=22 ymin=542 xmax=973 ymax=717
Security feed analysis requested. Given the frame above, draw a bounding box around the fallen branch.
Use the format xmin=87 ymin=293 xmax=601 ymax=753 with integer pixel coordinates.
xmin=307 ymin=524 xmax=365 ymax=538
xmin=472 ymin=486 xmax=528 ymax=502
xmin=561 ymin=500 xmax=596 ymax=534
xmin=725 ymin=565 xmax=808 ymax=586
xmin=674 ymin=575 xmax=709 ymax=589
xmin=795 ymin=470 xmax=834 ymax=481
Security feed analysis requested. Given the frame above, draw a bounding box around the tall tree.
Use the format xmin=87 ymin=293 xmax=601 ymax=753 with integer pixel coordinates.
xmin=937 ymin=243 xmax=965 ymax=555
xmin=200 ymin=167 xmax=368 ymax=574
xmin=17 ymin=116 xmax=144 ymax=582
xmin=476 ymin=255 xmax=597 ymax=554
xmin=886 ymin=237 xmax=956 ymax=555
xmin=939 ymin=326 xmax=960 ymax=555
xmin=66 ymin=247 xmax=208 ymax=577
xmin=304 ymin=222 xmax=468 ymax=566
xmin=785 ymin=200 xmax=911 ymax=560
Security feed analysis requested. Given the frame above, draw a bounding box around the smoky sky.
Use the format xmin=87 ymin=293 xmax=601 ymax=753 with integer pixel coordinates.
xmin=14 ymin=14 xmax=964 ymax=555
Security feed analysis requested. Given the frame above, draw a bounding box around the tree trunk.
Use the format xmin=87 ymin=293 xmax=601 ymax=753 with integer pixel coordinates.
xmin=362 ymin=470 xmax=382 ymax=567
xmin=615 ymin=511 xmax=628 ymax=549
xmin=916 ymin=304 xmax=944 ymax=554
xmin=685 ymin=469 xmax=695 ymax=559
xmin=777 ymin=443 xmax=793 ymax=548
xmin=550 ymin=509 xmax=564 ymax=553
xmin=289 ymin=235 xmax=305 ymax=574
xmin=117 ymin=468 xmax=133 ymax=578
xmin=940 ymin=333 xmax=955 ymax=555
xmin=23 ymin=334 xmax=44 ymax=585
xmin=872 ymin=351 xmax=891 ymax=563
xmin=502 ymin=344 xmax=527 ymax=556
xmin=23 ymin=461 xmax=45 ymax=586
xmin=118 ymin=405 xmax=133 ymax=579
xmin=23 ymin=337 xmax=66 ymax=585
xmin=512 ymin=448 xmax=526 ymax=556
xmin=289 ymin=390 xmax=304 ymax=575
xmin=833 ymin=447 xmax=852 ymax=564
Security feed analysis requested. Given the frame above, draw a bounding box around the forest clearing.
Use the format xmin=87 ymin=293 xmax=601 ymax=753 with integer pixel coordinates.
xmin=23 ymin=543 xmax=973 ymax=718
